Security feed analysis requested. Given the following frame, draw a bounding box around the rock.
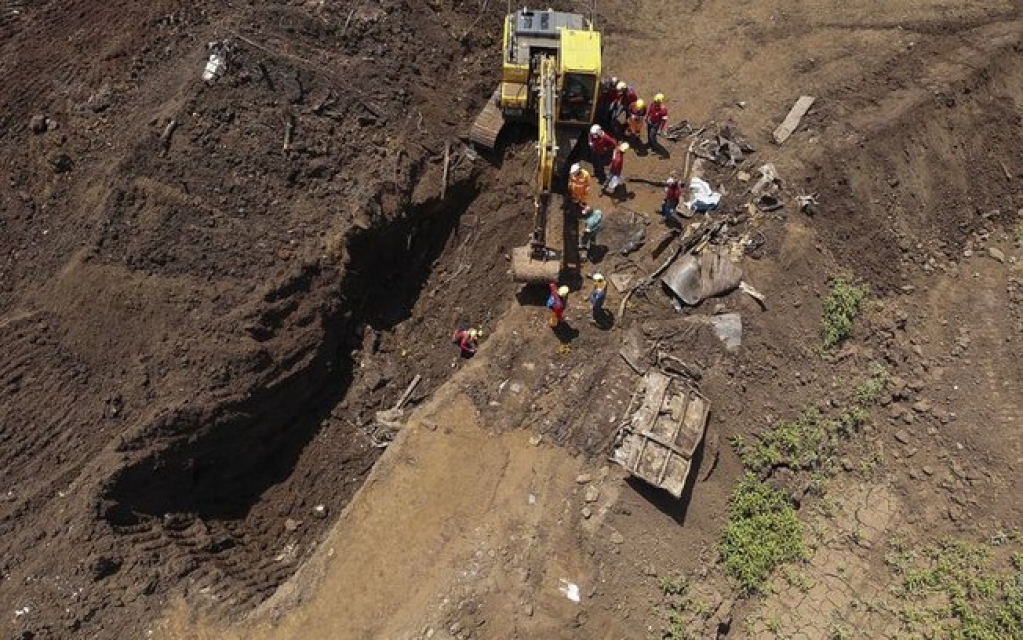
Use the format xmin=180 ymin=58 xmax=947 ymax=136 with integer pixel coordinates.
xmin=284 ymin=518 xmax=301 ymax=532
xmin=312 ymin=504 xmax=327 ymax=518
xmin=90 ymin=555 xmax=122 ymax=581
xmin=528 ymin=434 xmax=542 ymax=446
xmin=523 ymin=603 xmax=534 ymax=617
xmin=49 ymin=153 xmax=73 ymax=173
xmin=988 ymin=247 xmax=1006 ymax=263
xmin=911 ymin=400 xmax=932 ymax=413
xmin=29 ymin=115 xmax=48 ymax=134
xmin=610 ymin=531 xmax=625 ymax=544
xmin=894 ymin=430 xmax=911 ymax=444
xmin=450 ymin=622 xmax=462 ymax=635
xmin=575 ymin=473 xmax=592 ymax=484
xmin=583 ymin=485 xmax=600 ymax=503
xmin=643 ymin=565 xmax=658 ymax=577
xmin=581 ymin=507 xmax=592 ymax=519
xmin=922 ymin=465 xmax=935 ymax=476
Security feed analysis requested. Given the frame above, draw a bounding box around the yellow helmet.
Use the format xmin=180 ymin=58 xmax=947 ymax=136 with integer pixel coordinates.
xmin=557 ymin=285 xmax=570 ymax=297
xmin=634 ymin=99 xmax=646 ymax=110
xmin=616 ymin=81 xmax=627 ymax=91
xmin=654 ymin=93 xmax=665 ymax=102
xmin=592 ymin=273 xmax=605 ymax=282
xmin=618 ymin=142 xmax=630 ymax=152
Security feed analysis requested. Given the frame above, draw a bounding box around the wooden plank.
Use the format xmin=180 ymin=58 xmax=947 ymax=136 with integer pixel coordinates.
xmin=630 ymin=372 xmax=671 ymax=433
xmin=772 ymin=95 xmax=815 ymax=145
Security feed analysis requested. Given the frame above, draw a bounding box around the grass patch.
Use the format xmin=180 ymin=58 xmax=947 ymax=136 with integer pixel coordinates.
xmin=822 ymin=274 xmax=869 ymax=350
xmin=720 ymin=475 xmax=808 ymax=595
xmin=890 ymin=538 xmax=1023 ymax=638
xmin=731 ymin=407 xmax=868 ymax=476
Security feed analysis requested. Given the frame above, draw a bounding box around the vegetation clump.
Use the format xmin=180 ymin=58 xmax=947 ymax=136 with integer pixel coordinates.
xmin=822 ymin=274 xmax=869 ymax=349
xmin=720 ymin=475 xmax=807 ymax=595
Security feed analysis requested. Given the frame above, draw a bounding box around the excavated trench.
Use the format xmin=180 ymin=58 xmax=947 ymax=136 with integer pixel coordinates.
xmin=97 ymin=175 xmax=496 ymax=611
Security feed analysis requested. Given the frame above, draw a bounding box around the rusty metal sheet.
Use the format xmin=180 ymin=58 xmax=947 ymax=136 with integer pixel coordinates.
xmin=661 ymin=250 xmax=743 ymax=306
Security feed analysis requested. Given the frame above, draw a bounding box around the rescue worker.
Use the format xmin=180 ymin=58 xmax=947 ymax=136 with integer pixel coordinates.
xmin=568 ymin=163 xmax=592 ymax=208
xmin=587 ymin=124 xmax=618 ymax=184
xmin=626 ymin=98 xmax=647 ymax=141
xmin=451 ymin=327 xmax=482 ymax=357
xmin=646 ymin=93 xmax=669 ymax=150
xmin=596 ymin=76 xmax=619 ymax=129
xmin=579 ymin=206 xmax=603 ymax=257
xmin=588 ymin=273 xmax=607 ymax=324
xmin=662 ymin=176 xmax=682 ymax=221
xmin=610 ymin=81 xmax=638 ymax=136
xmin=546 ymin=283 xmax=570 ymax=328
xmin=604 ymin=142 xmax=629 ymax=196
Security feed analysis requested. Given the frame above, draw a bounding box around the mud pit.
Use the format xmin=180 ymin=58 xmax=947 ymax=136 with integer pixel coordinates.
xmin=3 ymin=1 xmax=1023 ymax=639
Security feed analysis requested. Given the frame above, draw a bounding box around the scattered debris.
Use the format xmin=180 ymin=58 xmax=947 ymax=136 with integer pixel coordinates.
xmin=619 ymin=326 xmax=652 ymax=375
xmin=738 ymin=281 xmax=767 ymax=306
xmin=988 ymin=247 xmax=1006 ymax=263
xmin=685 ymin=177 xmax=722 ymax=213
xmin=559 ymin=579 xmax=581 ymax=603
xmin=619 ymin=225 xmax=646 ymax=256
xmin=708 ymin=313 xmax=742 ymax=351
xmin=749 ymin=164 xmax=782 ymax=199
xmin=159 ymin=119 xmax=178 ymax=156
xmin=202 ymin=41 xmax=233 ymax=84
xmin=608 ymin=272 xmax=633 ymax=293
xmin=29 ymin=114 xmax=48 ymax=134
xmin=773 ymin=95 xmax=815 ymax=144
xmin=796 ymin=192 xmax=819 ymax=215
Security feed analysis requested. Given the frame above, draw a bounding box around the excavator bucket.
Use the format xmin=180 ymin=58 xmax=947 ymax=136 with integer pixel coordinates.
xmin=469 ymin=87 xmax=505 ymax=149
xmin=510 ymin=247 xmax=561 ymax=283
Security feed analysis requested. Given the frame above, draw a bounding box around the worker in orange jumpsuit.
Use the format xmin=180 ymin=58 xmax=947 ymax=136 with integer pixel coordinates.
xmin=646 ymin=93 xmax=669 ymax=150
xmin=626 ymin=98 xmax=646 ymax=141
xmin=568 ymin=163 xmax=592 ymax=208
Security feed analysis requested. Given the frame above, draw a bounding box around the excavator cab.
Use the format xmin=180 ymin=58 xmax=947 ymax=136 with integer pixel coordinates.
xmin=470 ymin=8 xmax=602 ymax=284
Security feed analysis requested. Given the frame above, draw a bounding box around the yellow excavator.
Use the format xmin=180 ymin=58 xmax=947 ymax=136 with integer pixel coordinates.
xmin=470 ymin=8 xmax=602 ymax=283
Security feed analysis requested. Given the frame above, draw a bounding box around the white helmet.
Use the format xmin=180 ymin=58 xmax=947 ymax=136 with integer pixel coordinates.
xmin=590 ymin=124 xmax=602 ymax=135
xmin=666 ymin=177 xmax=677 ymax=185
xmin=570 ymin=163 xmax=582 ymax=175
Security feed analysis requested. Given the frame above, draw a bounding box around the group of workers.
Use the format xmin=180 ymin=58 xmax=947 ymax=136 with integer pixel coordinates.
xmin=546 ymin=274 xmax=607 ymax=330
xmin=453 ymin=77 xmax=692 ymax=354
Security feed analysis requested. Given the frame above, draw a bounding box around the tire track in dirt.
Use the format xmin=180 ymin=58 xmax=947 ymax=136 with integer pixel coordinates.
xmin=0 ymin=312 xmax=95 ymax=525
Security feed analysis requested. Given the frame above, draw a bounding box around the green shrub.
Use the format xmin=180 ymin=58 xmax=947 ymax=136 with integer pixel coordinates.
xmin=822 ymin=275 xmax=869 ymax=350
xmin=720 ymin=475 xmax=807 ymax=594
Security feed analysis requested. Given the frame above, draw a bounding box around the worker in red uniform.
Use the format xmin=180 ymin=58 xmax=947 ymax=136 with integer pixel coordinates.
xmin=546 ymin=283 xmax=570 ymax=328
xmin=451 ymin=327 xmax=482 ymax=357
xmin=587 ymin=124 xmax=618 ymax=184
xmin=646 ymin=93 xmax=669 ymax=150
xmin=604 ymin=142 xmax=629 ymax=197
xmin=661 ymin=176 xmax=683 ymax=221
